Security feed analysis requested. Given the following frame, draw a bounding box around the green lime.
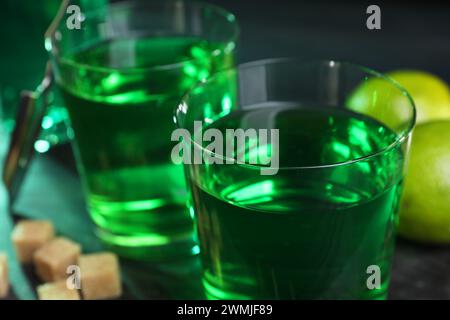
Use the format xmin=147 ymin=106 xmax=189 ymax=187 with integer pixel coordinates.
xmin=398 ymin=121 xmax=450 ymax=243
xmin=388 ymin=71 xmax=450 ymax=123
xmin=347 ymin=70 xmax=450 ymax=127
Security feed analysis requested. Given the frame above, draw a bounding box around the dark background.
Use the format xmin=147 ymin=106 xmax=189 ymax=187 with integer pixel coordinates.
xmin=208 ymin=0 xmax=450 ymax=79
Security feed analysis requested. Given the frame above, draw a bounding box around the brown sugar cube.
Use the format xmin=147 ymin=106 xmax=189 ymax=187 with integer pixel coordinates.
xmin=0 ymin=253 xmax=9 ymax=298
xmin=33 ymin=237 xmax=81 ymax=282
xmin=12 ymin=220 xmax=55 ymax=263
xmin=79 ymin=252 xmax=122 ymax=300
xmin=37 ymin=281 xmax=81 ymax=300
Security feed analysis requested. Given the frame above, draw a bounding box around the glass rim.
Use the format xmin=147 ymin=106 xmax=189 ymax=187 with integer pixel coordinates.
xmin=176 ymin=58 xmax=417 ymax=170
xmin=45 ymin=0 xmax=239 ymax=74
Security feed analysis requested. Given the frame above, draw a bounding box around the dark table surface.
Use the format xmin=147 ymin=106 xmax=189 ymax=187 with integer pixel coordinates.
xmin=1 ymin=0 xmax=450 ymax=300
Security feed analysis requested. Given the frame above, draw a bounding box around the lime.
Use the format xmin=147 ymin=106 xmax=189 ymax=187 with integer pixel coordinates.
xmin=347 ymin=70 xmax=450 ymax=127
xmin=398 ymin=121 xmax=450 ymax=243
xmin=388 ymin=71 xmax=450 ymax=123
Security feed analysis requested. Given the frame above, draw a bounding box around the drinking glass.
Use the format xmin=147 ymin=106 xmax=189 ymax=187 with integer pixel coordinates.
xmin=45 ymin=0 xmax=238 ymax=259
xmin=176 ymin=59 xmax=415 ymax=299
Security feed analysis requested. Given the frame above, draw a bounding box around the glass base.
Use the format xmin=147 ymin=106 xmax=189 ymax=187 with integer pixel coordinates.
xmin=98 ymin=228 xmax=199 ymax=261
xmin=89 ymin=200 xmax=198 ymax=261
xmin=202 ymin=272 xmax=390 ymax=300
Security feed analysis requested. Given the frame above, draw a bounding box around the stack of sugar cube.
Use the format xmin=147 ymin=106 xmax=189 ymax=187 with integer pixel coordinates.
xmin=0 ymin=219 xmax=122 ymax=300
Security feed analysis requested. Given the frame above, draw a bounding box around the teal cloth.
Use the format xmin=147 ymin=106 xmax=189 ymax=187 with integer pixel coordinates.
xmin=0 ymin=133 xmax=35 ymax=299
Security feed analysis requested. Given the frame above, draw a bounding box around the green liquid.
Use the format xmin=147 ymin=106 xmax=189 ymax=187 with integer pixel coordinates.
xmin=191 ymin=104 xmax=403 ymax=299
xmin=59 ymin=36 xmax=231 ymax=259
